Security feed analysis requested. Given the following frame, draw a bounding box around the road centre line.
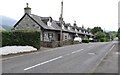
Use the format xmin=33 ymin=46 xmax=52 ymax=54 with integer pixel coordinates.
xmin=24 ymin=56 xmax=63 ymax=71
xmin=71 ymin=49 xmax=84 ymax=54
xmin=25 ymin=43 xmax=110 ymax=71
xmin=24 ymin=49 xmax=84 ymax=71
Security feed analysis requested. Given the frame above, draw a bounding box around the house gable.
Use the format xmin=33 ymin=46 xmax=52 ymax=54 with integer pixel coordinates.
xmin=14 ymin=14 xmax=41 ymax=31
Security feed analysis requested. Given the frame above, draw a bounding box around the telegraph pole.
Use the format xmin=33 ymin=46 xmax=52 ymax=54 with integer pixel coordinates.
xmin=59 ymin=0 xmax=63 ymax=46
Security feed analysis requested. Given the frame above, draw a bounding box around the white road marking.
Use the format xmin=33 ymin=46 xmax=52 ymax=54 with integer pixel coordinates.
xmin=71 ymin=49 xmax=84 ymax=54
xmin=24 ymin=49 xmax=84 ymax=71
xmin=24 ymin=56 xmax=63 ymax=71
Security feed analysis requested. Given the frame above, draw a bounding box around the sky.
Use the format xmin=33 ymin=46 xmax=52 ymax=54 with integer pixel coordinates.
xmin=0 ymin=0 xmax=119 ymax=31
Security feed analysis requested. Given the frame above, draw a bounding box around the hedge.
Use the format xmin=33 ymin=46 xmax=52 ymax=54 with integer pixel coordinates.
xmin=100 ymin=38 xmax=110 ymax=42
xmin=1 ymin=30 xmax=41 ymax=49
xmin=82 ymin=39 xmax=89 ymax=43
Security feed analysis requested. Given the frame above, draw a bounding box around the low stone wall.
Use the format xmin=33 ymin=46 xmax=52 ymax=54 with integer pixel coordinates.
xmin=62 ymin=40 xmax=74 ymax=45
xmin=41 ymin=40 xmax=74 ymax=48
xmin=41 ymin=41 xmax=59 ymax=48
xmin=73 ymin=41 xmax=81 ymax=44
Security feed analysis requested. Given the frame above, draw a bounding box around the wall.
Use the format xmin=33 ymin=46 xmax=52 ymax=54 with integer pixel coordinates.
xmin=14 ymin=15 xmax=41 ymax=31
xmin=14 ymin=14 xmax=43 ymax=41
xmin=43 ymin=30 xmax=58 ymax=41
xmin=62 ymin=32 xmax=69 ymax=41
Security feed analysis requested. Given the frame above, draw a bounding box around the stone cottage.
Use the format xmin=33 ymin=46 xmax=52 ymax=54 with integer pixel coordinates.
xmin=13 ymin=3 xmax=94 ymax=48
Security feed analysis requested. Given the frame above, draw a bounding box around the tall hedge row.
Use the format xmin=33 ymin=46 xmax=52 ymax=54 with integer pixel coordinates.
xmin=1 ymin=30 xmax=41 ymax=49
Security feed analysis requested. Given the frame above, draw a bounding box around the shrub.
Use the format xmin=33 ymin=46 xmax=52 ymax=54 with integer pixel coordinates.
xmin=82 ymin=39 xmax=89 ymax=43
xmin=100 ymin=38 xmax=105 ymax=42
xmin=89 ymin=40 xmax=94 ymax=42
xmin=100 ymin=38 xmax=110 ymax=42
xmin=1 ymin=30 xmax=41 ymax=49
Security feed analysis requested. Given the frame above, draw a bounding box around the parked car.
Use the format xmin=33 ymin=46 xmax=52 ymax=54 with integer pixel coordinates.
xmin=89 ymin=38 xmax=94 ymax=42
xmin=74 ymin=37 xmax=82 ymax=43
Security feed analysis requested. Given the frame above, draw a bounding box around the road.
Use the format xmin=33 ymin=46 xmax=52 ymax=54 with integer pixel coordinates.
xmin=2 ymin=41 xmax=118 ymax=73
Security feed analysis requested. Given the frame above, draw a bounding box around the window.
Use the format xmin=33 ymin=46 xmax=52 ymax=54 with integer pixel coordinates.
xmin=75 ymin=29 xmax=77 ymax=32
xmin=68 ymin=26 xmax=71 ymax=30
xmin=65 ymin=36 xmax=67 ymax=39
xmin=79 ymin=30 xmax=81 ymax=32
xmin=44 ymin=33 xmax=48 ymax=40
xmin=48 ymin=33 xmax=53 ymax=41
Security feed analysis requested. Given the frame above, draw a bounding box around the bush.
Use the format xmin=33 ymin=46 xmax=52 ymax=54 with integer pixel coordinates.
xmin=89 ymin=40 xmax=94 ymax=42
xmin=82 ymin=39 xmax=89 ymax=43
xmin=100 ymin=38 xmax=105 ymax=42
xmin=1 ymin=30 xmax=41 ymax=49
xmin=100 ymin=38 xmax=110 ymax=42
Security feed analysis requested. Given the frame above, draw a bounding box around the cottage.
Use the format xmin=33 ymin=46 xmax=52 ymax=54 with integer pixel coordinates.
xmin=13 ymin=2 xmax=94 ymax=48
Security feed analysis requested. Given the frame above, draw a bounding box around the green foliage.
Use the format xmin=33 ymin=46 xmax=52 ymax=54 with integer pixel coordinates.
xmin=100 ymin=38 xmax=110 ymax=42
xmin=1 ymin=30 xmax=41 ymax=49
xmin=118 ymin=28 xmax=120 ymax=40
xmin=96 ymin=32 xmax=106 ymax=40
xmin=90 ymin=26 xmax=113 ymax=42
xmin=107 ymin=31 xmax=117 ymax=40
xmin=82 ymin=39 xmax=89 ymax=43
xmin=91 ymin=27 xmax=103 ymax=34
xmin=94 ymin=31 xmax=111 ymax=42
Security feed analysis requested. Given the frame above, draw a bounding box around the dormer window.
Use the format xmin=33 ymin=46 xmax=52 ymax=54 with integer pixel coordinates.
xmin=82 ymin=30 xmax=84 ymax=33
xmin=75 ymin=28 xmax=77 ymax=32
xmin=79 ymin=29 xmax=81 ymax=32
xmin=64 ymin=26 xmax=68 ymax=29
xmin=68 ymin=26 xmax=71 ymax=30
xmin=47 ymin=17 xmax=52 ymax=27
xmin=62 ymin=24 xmax=64 ymax=29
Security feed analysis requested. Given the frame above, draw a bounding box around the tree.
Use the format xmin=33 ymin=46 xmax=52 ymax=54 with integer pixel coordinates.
xmin=108 ymin=31 xmax=117 ymax=40
xmin=95 ymin=32 xmax=106 ymax=41
xmin=91 ymin=27 xmax=103 ymax=34
xmin=118 ymin=28 xmax=120 ymax=40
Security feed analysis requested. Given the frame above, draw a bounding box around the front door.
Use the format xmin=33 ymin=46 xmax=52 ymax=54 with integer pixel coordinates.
xmin=58 ymin=34 xmax=60 ymax=41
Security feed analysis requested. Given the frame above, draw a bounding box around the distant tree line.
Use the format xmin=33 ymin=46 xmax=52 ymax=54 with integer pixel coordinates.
xmin=89 ymin=27 xmax=117 ymax=42
xmin=117 ymin=28 xmax=120 ymax=41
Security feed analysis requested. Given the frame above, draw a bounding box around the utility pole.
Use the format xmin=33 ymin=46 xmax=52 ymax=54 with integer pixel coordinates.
xmin=59 ymin=0 xmax=63 ymax=46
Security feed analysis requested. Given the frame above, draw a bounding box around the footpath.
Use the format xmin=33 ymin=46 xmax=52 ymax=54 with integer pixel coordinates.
xmin=94 ymin=43 xmax=119 ymax=73
xmin=1 ymin=47 xmax=51 ymax=60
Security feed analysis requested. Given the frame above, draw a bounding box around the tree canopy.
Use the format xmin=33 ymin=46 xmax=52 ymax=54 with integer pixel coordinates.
xmin=91 ymin=27 xmax=103 ymax=34
xmin=118 ymin=28 xmax=120 ymax=40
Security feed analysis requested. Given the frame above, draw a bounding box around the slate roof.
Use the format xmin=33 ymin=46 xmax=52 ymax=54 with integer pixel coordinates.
xmin=29 ymin=14 xmax=61 ymax=31
xmin=14 ymin=13 xmax=94 ymax=36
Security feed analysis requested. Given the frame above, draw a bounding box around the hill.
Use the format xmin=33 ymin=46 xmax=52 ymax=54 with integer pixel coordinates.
xmin=0 ymin=15 xmax=17 ymax=30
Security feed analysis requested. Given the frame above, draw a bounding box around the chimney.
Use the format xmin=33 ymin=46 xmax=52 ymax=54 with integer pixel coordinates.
xmin=59 ymin=1 xmax=63 ymax=22
xmin=24 ymin=3 xmax=31 ymax=14
xmin=73 ymin=20 xmax=76 ymax=26
xmin=82 ymin=25 xmax=84 ymax=28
